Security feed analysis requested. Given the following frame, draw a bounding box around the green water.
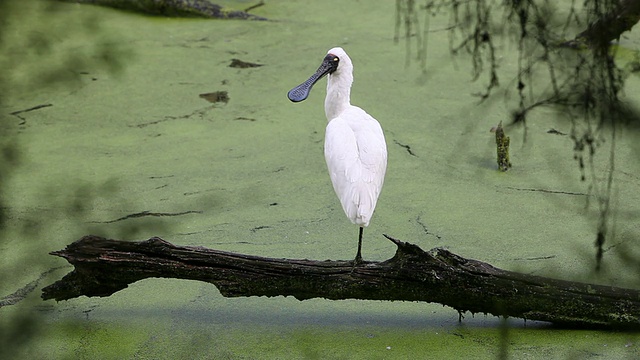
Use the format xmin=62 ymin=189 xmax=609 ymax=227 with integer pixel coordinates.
xmin=1 ymin=0 xmax=640 ymax=358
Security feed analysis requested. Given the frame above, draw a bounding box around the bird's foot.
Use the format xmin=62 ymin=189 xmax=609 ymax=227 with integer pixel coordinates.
xmin=350 ymin=255 xmax=363 ymax=273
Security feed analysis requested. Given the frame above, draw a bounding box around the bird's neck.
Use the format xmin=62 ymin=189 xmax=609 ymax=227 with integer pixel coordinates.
xmin=324 ymin=72 xmax=352 ymax=120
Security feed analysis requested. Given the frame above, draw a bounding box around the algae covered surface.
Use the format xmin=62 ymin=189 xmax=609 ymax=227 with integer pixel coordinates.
xmin=1 ymin=0 xmax=640 ymax=358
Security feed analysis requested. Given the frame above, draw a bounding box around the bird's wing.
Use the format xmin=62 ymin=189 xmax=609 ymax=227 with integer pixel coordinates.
xmin=352 ymin=111 xmax=387 ymax=188
xmin=324 ymin=109 xmax=387 ymax=226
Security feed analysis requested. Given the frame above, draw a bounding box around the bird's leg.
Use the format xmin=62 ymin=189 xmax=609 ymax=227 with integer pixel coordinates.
xmin=354 ymin=226 xmax=364 ymax=265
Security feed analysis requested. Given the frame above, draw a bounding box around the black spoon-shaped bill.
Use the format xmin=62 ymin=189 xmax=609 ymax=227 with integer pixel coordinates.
xmin=287 ymin=54 xmax=339 ymax=103
xmin=287 ymin=71 xmax=324 ymax=102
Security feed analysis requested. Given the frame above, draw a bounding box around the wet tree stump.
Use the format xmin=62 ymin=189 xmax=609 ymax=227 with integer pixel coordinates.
xmin=42 ymin=235 xmax=640 ymax=330
xmin=494 ymin=121 xmax=512 ymax=172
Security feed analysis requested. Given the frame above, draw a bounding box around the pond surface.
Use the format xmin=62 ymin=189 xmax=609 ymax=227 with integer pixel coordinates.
xmin=1 ymin=0 xmax=640 ymax=358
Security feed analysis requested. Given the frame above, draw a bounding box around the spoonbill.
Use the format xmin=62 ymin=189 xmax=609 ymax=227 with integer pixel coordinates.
xmin=287 ymin=47 xmax=387 ymax=263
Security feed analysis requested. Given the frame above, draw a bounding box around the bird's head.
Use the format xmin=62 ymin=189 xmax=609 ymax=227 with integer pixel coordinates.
xmin=287 ymin=47 xmax=353 ymax=103
xmin=325 ymin=47 xmax=353 ymax=76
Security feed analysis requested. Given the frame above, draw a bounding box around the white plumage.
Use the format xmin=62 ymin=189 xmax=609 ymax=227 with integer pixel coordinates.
xmin=288 ymin=47 xmax=387 ymax=262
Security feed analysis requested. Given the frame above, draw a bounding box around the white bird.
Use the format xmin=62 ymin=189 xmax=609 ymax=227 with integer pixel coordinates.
xmin=288 ymin=47 xmax=387 ymax=263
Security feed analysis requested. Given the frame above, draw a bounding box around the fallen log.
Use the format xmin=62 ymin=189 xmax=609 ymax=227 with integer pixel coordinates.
xmin=42 ymin=234 xmax=640 ymax=329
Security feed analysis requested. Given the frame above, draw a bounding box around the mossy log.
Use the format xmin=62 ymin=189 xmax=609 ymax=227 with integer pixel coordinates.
xmin=42 ymin=235 xmax=640 ymax=330
xmin=58 ymin=0 xmax=267 ymax=20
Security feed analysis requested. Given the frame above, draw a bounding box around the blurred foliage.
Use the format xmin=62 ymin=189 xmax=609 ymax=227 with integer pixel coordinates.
xmin=396 ymin=0 xmax=640 ymax=270
xmin=396 ymin=3 xmax=640 ymax=357
xmin=0 ymin=0 xmax=130 ymax=104
xmin=0 ymin=0 xmax=130 ymax=358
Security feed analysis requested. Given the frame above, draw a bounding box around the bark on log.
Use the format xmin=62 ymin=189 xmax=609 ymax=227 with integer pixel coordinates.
xmin=42 ymin=235 xmax=640 ymax=329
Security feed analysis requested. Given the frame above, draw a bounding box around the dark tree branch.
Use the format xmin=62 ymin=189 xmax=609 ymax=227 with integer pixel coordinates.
xmin=565 ymin=0 xmax=640 ymax=49
xmin=42 ymin=235 xmax=640 ymax=329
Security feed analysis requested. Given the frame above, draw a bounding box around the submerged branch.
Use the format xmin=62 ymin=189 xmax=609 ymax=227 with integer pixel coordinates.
xmin=58 ymin=0 xmax=268 ymax=20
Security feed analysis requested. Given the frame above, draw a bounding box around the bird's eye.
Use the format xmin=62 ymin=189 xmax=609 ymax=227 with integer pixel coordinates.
xmin=333 ymin=58 xmax=339 ymax=62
